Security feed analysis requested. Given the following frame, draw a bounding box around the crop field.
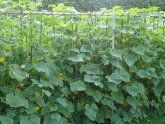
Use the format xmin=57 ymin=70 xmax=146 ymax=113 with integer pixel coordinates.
xmin=0 ymin=2 xmax=165 ymax=124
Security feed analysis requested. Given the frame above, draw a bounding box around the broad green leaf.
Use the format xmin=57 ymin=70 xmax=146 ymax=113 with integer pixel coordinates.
xmin=33 ymin=62 xmax=49 ymax=76
xmin=22 ymin=85 xmax=44 ymax=107
xmin=106 ymin=69 xmax=130 ymax=84
xmin=125 ymin=82 xmax=144 ymax=96
xmin=43 ymin=17 xmax=59 ymax=25
xmin=96 ymin=109 xmax=104 ymax=123
xmin=127 ymin=96 xmax=139 ymax=109
xmin=142 ymin=53 xmax=156 ymax=62
xmin=0 ymin=116 xmax=13 ymax=124
xmin=111 ymin=91 xmax=124 ymax=104
xmin=92 ymin=90 xmax=102 ymax=102
xmin=137 ymin=69 xmax=148 ymax=78
xmin=40 ymin=78 xmax=54 ymax=89
xmin=84 ymin=75 xmax=103 ymax=88
xmin=20 ymin=115 xmax=40 ymax=124
xmin=85 ymin=85 xmax=93 ymax=96
xmin=107 ymin=82 xmax=118 ymax=91
xmin=85 ymin=86 xmax=102 ymax=102
xmin=110 ymin=49 xmax=123 ymax=60
xmin=129 ymin=65 xmax=137 ymax=72
xmin=160 ymin=60 xmax=165 ymax=69
xmin=132 ymin=45 xmax=146 ymax=55
xmin=101 ymin=98 xmax=116 ymax=110
xmin=111 ymin=112 xmax=124 ymax=124
xmin=50 ymin=77 xmax=63 ymax=87
xmin=57 ymin=101 xmax=74 ymax=116
xmin=67 ymin=54 xmax=84 ymax=62
xmin=44 ymin=113 xmax=68 ymax=124
xmin=160 ymin=71 xmax=165 ymax=79
xmin=56 ymin=98 xmax=68 ymax=108
xmin=6 ymin=90 xmax=28 ymax=108
xmin=153 ymin=84 xmax=164 ymax=97
xmin=42 ymin=89 xmax=51 ymax=97
xmin=85 ymin=104 xmax=98 ymax=121
xmin=9 ymin=64 xmax=29 ymax=82
xmin=123 ymin=53 xmax=138 ymax=66
xmin=25 ymin=103 xmax=36 ymax=114
xmin=110 ymin=59 xmax=123 ymax=69
xmin=146 ymin=67 xmax=158 ymax=78
xmin=80 ymin=64 xmax=103 ymax=75
xmin=70 ymin=80 xmax=86 ymax=92
xmin=0 ymin=86 xmax=12 ymax=94
xmin=151 ymin=78 xmax=160 ymax=86
xmin=80 ymin=45 xmax=92 ymax=53
xmin=137 ymin=67 xmax=158 ymax=79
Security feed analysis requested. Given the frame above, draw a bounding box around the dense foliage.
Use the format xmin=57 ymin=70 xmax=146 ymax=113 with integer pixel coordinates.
xmin=41 ymin=0 xmax=165 ymax=11
xmin=0 ymin=1 xmax=165 ymax=124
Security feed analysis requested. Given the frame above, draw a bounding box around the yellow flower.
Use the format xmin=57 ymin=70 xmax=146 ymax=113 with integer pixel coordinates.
xmin=0 ymin=57 xmax=5 ymax=63
xmin=35 ymin=106 xmax=40 ymax=111
xmin=61 ymin=93 xmax=65 ymax=97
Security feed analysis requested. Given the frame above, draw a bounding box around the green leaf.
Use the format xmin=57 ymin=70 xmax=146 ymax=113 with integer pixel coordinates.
xmin=129 ymin=65 xmax=137 ymax=72
xmin=111 ymin=91 xmax=124 ymax=104
xmin=0 ymin=116 xmax=13 ymax=124
xmin=142 ymin=53 xmax=156 ymax=62
xmin=137 ymin=67 xmax=158 ymax=79
xmin=137 ymin=69 xmax=148 ymax=78
xmin=96 ymin=109 xmax=104 ymax=123
xmin=85 ymin=86 xmax=102 ymax=102
xmin=33 ymin=62 xmax=49 ymax=76
xmin=25 ymin=103 xmax=36 ymax=114
xmin=151 ymin=78 xmax=160 ymax=86
xmin=43 ymin=17 xmax=59 ymax=25
xmin=106 ymin=69 xmax=130 ymax=84
xmin=84 ymin=75 xmax=103 ymax=88
xmin=85 ymin=104 xmax=98 ymax=121
xmin=153 ymin=84 xmax=164 ymax=97
xmin=160 ymin=71 xmax=165 ymax=79
xmin=80 ymin=64 xmax=103 ymax=75
xmin=111 ymin=112 xmax=124 ymax=124
xmin=9 ymin=64 xmax=29 ymax=82
xmin=19 ymin=0 xmax=28 ymax=4
xmin=20 ymin=115 xmax=40 ymax=124
xmin=110 ymin=49 xmax=123 ymax=60
xmin=92 ymin=90 xmax=102 ymax=102
xmin=101 ymin=98 xmax=116 ymax=110
xmin=80 ymin=45 xmax=92 ymax=53
xmin=110 ymin=59 xmax=123 ymax=69
xmin=160 ymin=60 xmax=165 ymax=69
xmin=125 ymin=82 xmax=144 ymax=96
xmin=44 ymin=113 xmax=68 ymax=124
xmin=6 ymin=90 xmax=28 ymax=108
xmin=70 ymin=80 xmax=86 ymax=92
xmin=123 ymin=53 xmax=138 ymax=66
xmin=107 ymin=83 xmax=118 ymax=91
xmin=127 ymin=96 xmax=139 ymax=109
xmin=146 ymin=67 xmax=158 ymax=78
xmin=132 ymin=45 xmax=146 ymax=55
xmin=67 ymin=54 xmax=84 ymax=62
xmin=56 ymin=98 xmax=68 ymax=108
xmin=42 ymin=89 xmax=51 ymax=97
xmin=50 ymin=77 xmax=63 ymax=87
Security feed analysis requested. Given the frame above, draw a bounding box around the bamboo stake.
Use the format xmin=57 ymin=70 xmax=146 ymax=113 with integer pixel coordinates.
xmin=112 ymin=9 xmax=115 ymax=49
